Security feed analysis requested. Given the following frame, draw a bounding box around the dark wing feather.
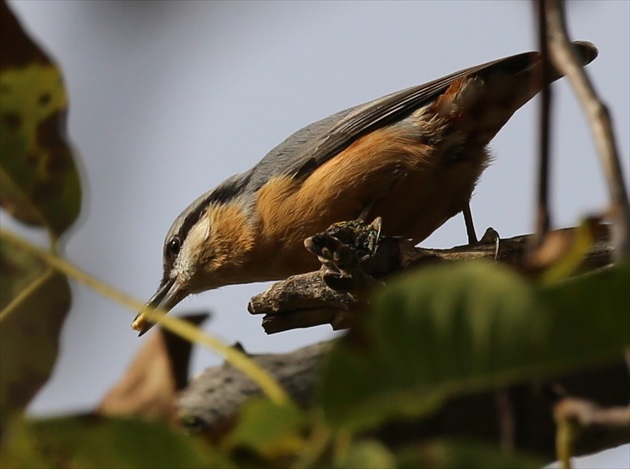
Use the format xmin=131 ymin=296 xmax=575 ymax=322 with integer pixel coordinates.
xmin=298 ymin=53 xmax=539 ymax=175
xmin=246 ymin=50 xmax=536 ymax=190
xmin=243 ymin=41 xmax=597 ymax=194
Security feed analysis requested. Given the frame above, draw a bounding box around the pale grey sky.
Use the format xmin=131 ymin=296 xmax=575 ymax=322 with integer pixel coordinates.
xmin=5 ymin=1 xmax=629 ymax=467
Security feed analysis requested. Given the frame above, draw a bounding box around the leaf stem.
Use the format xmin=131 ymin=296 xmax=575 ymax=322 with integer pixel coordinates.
xmin=291 ymin=413 xmax=331 ymax=469
xmin=0 ymin=268 xmax=52 ymax=320
xmin=556 ymin=417 xmax=575 ymax=469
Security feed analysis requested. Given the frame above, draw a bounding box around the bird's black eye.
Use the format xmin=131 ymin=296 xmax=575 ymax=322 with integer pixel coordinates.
xmin=166 ymin=236 xmax=181 ymax=256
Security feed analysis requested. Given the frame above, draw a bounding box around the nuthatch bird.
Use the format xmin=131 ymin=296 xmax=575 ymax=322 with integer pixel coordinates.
xmin=133 ymin=41 xmax=598 ymax=335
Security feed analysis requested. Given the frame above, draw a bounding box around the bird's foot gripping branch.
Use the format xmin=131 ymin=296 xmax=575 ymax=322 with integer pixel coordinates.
xmin=304 ymin=217 xmax=385 ymax=294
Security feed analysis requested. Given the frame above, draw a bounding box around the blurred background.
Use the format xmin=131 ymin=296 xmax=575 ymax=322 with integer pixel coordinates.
xmin=4 ymin=1 xmax=629 ymax=466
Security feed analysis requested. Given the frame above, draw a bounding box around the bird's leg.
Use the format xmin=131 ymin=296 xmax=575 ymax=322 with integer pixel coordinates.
xmin=463 ymin=204 xmax=502 ymax=259
xmin=356 ymin=195 xmax=379 ymax=222
xmin=463 ymin=203 xmax=478 ymax=245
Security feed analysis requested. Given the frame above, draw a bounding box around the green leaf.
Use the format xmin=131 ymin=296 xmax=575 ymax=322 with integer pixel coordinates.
xmin=0 ymin=417 xmax=53 ymax=469
xmin=0 ymin=415 xmax=234 ymax=469
xmin=540 ymin=262 xmax=630 ymax=365
xmin=0 ymin=236 xmax=71 ymax=433
xmin=0 ymin=2 xmax=81 ymax=237
xmin=319 ymin=261 xmax=630 ymax=430
xmin=226 ymin=398 xmax=307 ymax=459
xmin=396 ymin=439 xmax=544 ymax=469
xmin=334 ymin=440 xmax=396 ymax=469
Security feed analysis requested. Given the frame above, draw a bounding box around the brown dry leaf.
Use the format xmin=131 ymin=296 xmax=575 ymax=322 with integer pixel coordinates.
xmin=98 ymin=314 xmax=208 ymax=424
xmin=529 ymin=218 xmax=606 ymax=281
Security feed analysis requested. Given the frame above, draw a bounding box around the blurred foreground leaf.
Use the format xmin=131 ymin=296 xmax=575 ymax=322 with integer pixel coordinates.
xmin=0 ymin=236 xmax=71 ymax=433
xmin=333 ymin=440 xmax=396 ymax=469
xmin=0 ymin=233 xmax=44 ymax=310
xmin=0 ymin=415 xmax=234 ymax=469
xmin=226 ymin=399 xmax=307 ymax=460
xmin=320 ymin=261 xmax=630 ymax=430
xmin=0 ymin=1 xmax=81 ymax=237
xmin=396 ymin=439 xmax=544 ymax=469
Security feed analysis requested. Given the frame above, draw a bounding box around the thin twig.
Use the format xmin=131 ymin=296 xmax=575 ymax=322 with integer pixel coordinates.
xmin=544 ymin=0 xmax=630 ymax=260
xmin=554 ymin=397 xmax=630 ymax=468
xmin=495 ymin=388 xmax=516 ymax=452
xmin=533 ymin=0 xmax=554 ymax=249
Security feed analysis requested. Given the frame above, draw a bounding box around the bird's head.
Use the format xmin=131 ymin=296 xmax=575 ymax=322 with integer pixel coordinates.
xmin=133 ymin=186 xmax=255 ymax=335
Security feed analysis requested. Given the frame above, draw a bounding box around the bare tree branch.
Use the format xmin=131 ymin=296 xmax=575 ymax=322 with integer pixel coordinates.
xmin=249 ymin=225 xmax=613 ymax=334
xmin=544 ymin=0 xmax=630 ymax=260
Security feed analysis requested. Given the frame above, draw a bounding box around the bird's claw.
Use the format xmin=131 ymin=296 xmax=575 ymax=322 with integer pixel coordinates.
xmin=305 ymin=217 xmax=384 ymax=293
xmin=479 ymin=227 xmax=501 ymax=260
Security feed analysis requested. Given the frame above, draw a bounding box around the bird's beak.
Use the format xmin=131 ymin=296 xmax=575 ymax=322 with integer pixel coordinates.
xmin=132 ymin=277 xmax=187 ymax=336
